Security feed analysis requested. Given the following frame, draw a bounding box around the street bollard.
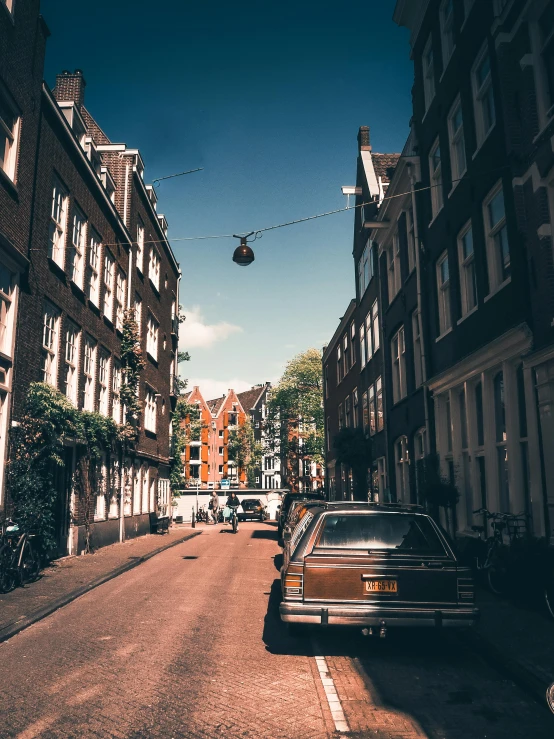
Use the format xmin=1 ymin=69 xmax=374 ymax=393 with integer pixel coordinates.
xmin=191 ymin=508 xmax=195 ymax=528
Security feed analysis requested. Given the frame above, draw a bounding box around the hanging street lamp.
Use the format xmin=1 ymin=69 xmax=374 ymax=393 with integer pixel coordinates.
xmin=232 ymin=232 xmax=255 ymax=266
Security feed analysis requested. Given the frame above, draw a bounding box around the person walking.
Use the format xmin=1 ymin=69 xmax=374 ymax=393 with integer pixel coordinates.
xmin=210 ymin=490 xmax=220 ymax=524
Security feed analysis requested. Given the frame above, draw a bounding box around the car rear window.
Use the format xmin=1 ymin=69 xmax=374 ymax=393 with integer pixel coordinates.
xmin=316 ymin=514 xmax=446 ymax=554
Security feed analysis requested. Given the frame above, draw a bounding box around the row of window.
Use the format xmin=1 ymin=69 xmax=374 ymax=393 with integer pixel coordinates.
xmin=48 ymin=177 xmax=163 ymax=311
xmin=41 ymin=301 xmax=160 ymax=432
xmin=336 ymin=321 xmax=356 ymax=383
xmin=436 ymin=180 xmax=509 ymax=336
xmin=390 ymin=311 xmax=424 ymax=406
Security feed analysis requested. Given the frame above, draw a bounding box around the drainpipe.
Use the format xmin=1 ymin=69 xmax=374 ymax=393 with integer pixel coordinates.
xmin=409 ymin=164 xmax=431 ymax=477
xmin=376 ymin=252 xmax=391 ymax=503
xmin=123 ymin=163 xmax=130 ymax=229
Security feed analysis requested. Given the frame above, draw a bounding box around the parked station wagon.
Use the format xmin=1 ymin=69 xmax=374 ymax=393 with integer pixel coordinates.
xmin=280 ymin=502 xmax=478 ymax=634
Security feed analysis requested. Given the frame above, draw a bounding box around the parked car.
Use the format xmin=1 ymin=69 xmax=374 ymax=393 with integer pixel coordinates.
xmin=238 ymin=498 xmax=266 ymax=522
xmin=280 ymin=502 xmax=478 ymax=636
xmin=277 ymin=491 xmax=324 ymax=538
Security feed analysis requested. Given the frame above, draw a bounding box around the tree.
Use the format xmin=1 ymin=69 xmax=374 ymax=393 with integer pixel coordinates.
xmin=417 ymin=453 xmax=460 ymax=534
xmin=265 ymin=348 xmax=324 ymax=491
xmin=228 ymin=417 xmax=262 ymax=487
xmin=333 ymin=427 xmax=372 ymax=501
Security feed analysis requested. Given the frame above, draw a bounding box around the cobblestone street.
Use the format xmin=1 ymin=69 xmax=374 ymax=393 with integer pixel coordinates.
xmin=0 ymin=523 xmax=552 ymax=739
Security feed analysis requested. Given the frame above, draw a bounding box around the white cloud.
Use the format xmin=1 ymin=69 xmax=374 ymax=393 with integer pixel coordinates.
xmin=180 ymin=306 xmax=242 ymax=349
xmin=185 ymin=377 xmax=254 ymax=402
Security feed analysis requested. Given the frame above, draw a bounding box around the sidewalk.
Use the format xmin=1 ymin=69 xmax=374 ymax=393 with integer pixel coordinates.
xmin=0 ymin=526 xmax=201 ymax=643
xmin=465 ymin=587 xmax=554 ymax=703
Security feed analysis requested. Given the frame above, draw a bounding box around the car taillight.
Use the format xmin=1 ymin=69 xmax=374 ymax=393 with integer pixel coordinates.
xmin=284 ymin=566 xmax=303 ymax=598
xmin=457 ymin=575 xmax=475 ymax=604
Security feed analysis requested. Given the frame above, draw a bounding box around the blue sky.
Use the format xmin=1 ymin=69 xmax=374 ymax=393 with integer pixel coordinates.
xmin=43 ymin=0 xmax=413 ymax=400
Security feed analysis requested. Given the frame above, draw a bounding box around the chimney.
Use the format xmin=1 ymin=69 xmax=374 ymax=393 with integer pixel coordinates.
xmin=358 ymin=126 xmax=371 ymax=152
xmin=54 ymin=69 xmax=86 ymax=108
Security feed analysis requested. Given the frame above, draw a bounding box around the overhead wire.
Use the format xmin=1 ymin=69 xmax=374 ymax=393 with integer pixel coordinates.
xmin=36 ymin=163 xmax=512 ymax=251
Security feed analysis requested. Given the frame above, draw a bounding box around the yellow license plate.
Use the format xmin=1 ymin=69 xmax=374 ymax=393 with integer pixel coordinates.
xmin=364 ymin=579 xmax=398 ymax=593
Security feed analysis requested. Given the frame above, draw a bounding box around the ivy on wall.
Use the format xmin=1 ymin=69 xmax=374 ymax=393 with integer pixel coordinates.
xmin=8 ymin=383 xmax=121 ymax=555
xmin=120 ymin=308 xmax=145 ymax=446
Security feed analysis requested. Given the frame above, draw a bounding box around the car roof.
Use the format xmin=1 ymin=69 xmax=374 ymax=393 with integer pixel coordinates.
xmin=307 ymin=501 xmax=428 ymax=515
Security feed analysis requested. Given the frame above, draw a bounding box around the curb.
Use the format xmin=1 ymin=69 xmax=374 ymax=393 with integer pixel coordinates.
xmin=462 ymin=629 xmax=550 ymax=709
xmin=0 ymin=530 xmax=202 ymax=645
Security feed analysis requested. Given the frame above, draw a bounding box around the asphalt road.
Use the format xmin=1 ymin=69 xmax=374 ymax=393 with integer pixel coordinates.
xmin=0 ymin=521 xmax=552 ymax=739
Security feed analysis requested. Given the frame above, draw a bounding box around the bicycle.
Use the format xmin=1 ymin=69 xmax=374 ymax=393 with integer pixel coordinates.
xmin=471 ymin=508 xmax=527 ymax=595
xmin=0 ymin=519 xmax=41 ymax=593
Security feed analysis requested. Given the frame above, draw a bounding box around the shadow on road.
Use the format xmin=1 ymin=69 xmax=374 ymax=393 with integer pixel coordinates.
xmin=250 ymin=529 xmax=278 ymax=540
xmin=262 ymin=578 xmax=312 ymax=656
xmin=273 ymin=553 xmax=283 ymax=571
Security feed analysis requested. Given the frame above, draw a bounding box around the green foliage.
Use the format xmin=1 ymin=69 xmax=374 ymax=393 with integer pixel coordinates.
xmin=333 ymin=427 xmax=372 ymax=501
xmin=120 ymin=309 xmax=145 ymax=445
xmin=169 ymin=399 xmax=204 ymax=493
xmin=417 ymin=453 xmax=459 ymax=531
xmin=8 ymin=383 xmax=121 ymax=555
xmin=228 ymin=417 xmax=262 ymax=484
xmin=265 ymin=348 xmax=324 ymax=489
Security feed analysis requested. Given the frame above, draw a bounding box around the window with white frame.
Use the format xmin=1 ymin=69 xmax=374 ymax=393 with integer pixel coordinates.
xmin=362 ymin=390 xmax=369 ymax=432
xmin=371 ymin=300 xmax=380 ymax=354
xmin=103 ymin=249 xmax=115 ymax=321
xmin=406 ymin=207 xmax=416 ymax=273
xmin=422 ymin=35 xmax=435 ymax=111
xmin=353 ymin=388 xmax=358 ymax=428
xmin=98 ymin=348 xmax=110 ymax=417
xmin=357 ymin=240 xmax=374 ymax=296
xmin=350 ymin=321 xmax=356 ymax=367
xmin=0 ymin=261 xmax=15 ymax=357
xmin=82 ymin=335 xmax=97 ymax=411
xmin=136 ymin=217 xmax=144 ymax=273
xmin=391 ymin=326 xmax=407 ymax=404
xmin=375 ymin=457 xmax=387 ymax=501
xmin=337 ymin=345 xmax=342 ymax=383
xmin=48 ymin=177 xmax=68 ymax=268
xmin=440 ymin=0 xmax=455 ymax=68
xmin=145 ymin=387 xmax=157 ymax=432
xmin=0 ymin=86 xmax=20 ymax=182
xmin=448 ymin=97 xmax=466 ymax=183
xmin=87 ymin=229 xmax=101 ymax=306
xmin=369 ymin=384 xmax=376 ymax=435
xmin=141 ymin=463 xmax=149 ymax=513
xmin=69 ymin=205 xmax=86 ymax=289
xmin=395 ymin=436 xmax=410 ymax=502
xmin=387 ymin=234 xmax=401 ymax=302
xmin=483 ymin=183 xmax=510 ymax=291
xmin=365 ymin=309 xmax=373 ymax=360
xmin=149 ymin=248 xmax=160 ymax=291
xmin=115 ymin=268 xmax=126 ymax=332
xmin=429 ymin=138 xmax=443 ymax=218
xmin=359 ymin=323 xmax=366 ymax=367
xmin=134 ymin=293 xmax=142 ymax=335
xmin=63 ymin=320 xmax=80 ymax=406
xmin=343 ymin=333 xmax=348 ymax=376
xmin=41 ymin=302 xmax=61 ymax=387
xmin=472 ymin=46 xmax=495 ymax=146
xmin=376 ymin=377 xmax=383 ymax=432
xmin=458 ymin=222 xmax=477 ymax=314
xmin=436 ymin=251 xmax=452 ymax=334
xmin=539 ymin=2 xmax=554 ymax=115
xmin=112 ymin=359 xmax=122 ymax=424
xmin=412 ymin=309 xmax=423 ymax=388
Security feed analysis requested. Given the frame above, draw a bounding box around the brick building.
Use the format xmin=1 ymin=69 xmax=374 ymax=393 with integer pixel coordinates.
xmin=181 ymin=386 xmax=247 ymax=490
xmin=236 ymin=383 xmax=283 ymax=489
xmin=0 ymin=1 xmax=49 ymax=515
xmin=323 ymin=0 xmax=554 ymax=540
xmin=0 ymin=3 xmax=180 ymax=554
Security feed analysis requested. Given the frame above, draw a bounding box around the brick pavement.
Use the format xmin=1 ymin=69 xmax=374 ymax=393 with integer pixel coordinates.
xmin=468 ymin=586 xmax=554 ymax=695
xmin=0 ymin=526 xmax=200 ymax=642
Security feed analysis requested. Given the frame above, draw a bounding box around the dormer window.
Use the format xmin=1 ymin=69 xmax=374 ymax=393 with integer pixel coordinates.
xmin=101 ymin=167 xmax=116 ymax=203
xmin=57 ymin=102 xmax=87 ymax=148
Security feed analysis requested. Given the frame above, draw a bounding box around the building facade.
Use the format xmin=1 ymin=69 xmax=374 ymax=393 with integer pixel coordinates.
xmin=236 ymin=383 xmax=283 ymax=489
xmin=0 ymin=0 xmax=180 ymax=554
xmin=0 ymin=1 xmax=49 ymax=515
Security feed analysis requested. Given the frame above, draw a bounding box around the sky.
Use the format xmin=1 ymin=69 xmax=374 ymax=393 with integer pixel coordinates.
xmin=43 ymin=0 xmax=413 ymax=401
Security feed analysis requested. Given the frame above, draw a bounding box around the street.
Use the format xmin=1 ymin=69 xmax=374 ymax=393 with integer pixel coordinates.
xmin=1 ymin=522 xmax=552 ymax=739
